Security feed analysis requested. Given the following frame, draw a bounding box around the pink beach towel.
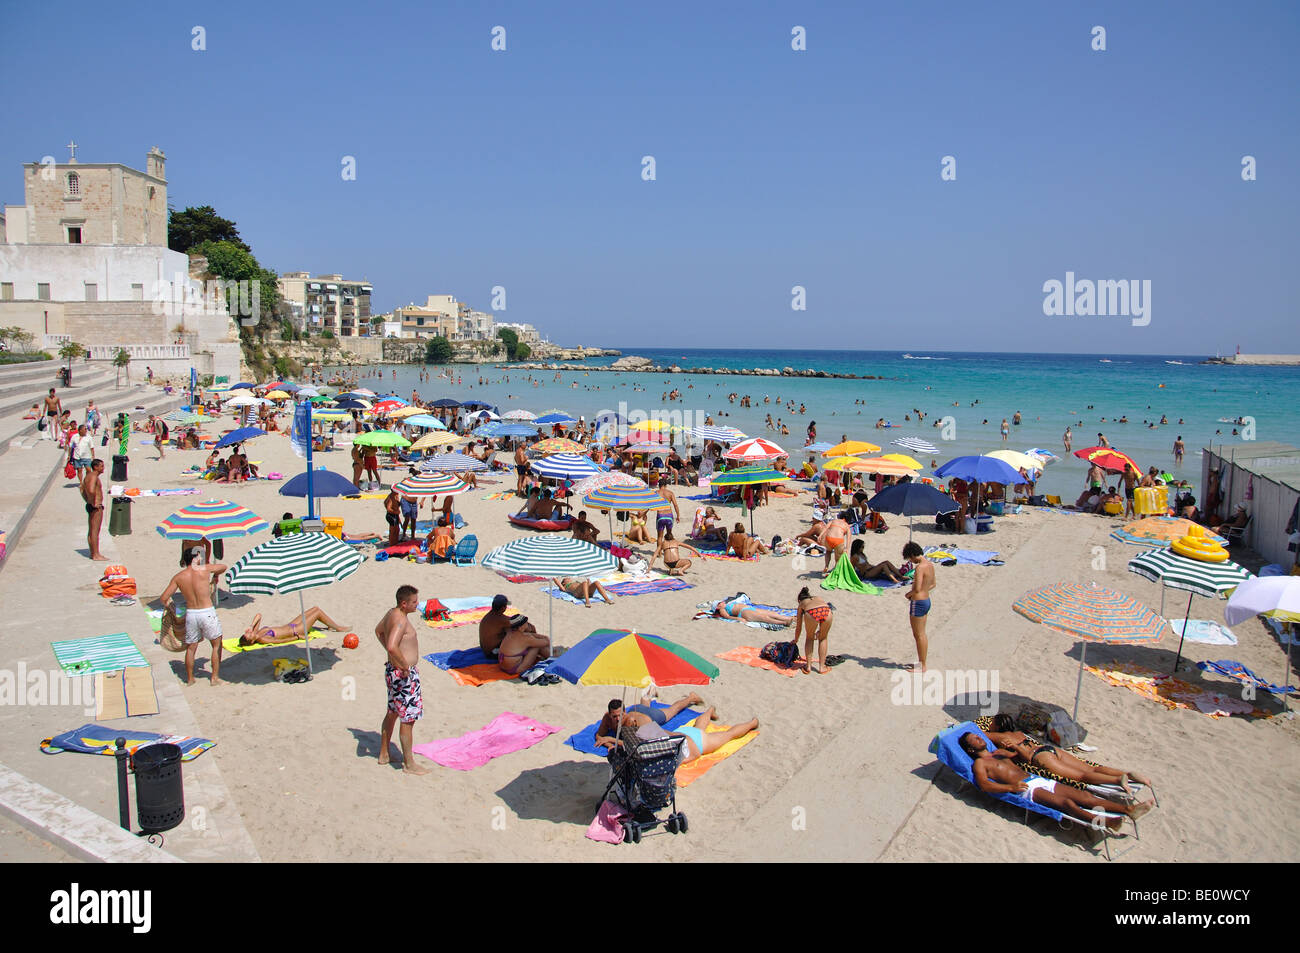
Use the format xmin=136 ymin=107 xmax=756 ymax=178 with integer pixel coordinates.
xmin=413 ymin=712 xmax=562 ymax=770
xmin=586 ymin=798 xmax=630 ymax=844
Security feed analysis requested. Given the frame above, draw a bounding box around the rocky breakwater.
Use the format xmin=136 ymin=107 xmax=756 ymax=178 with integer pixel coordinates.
xmin=503 ymin=354 xmax=889 ymax=380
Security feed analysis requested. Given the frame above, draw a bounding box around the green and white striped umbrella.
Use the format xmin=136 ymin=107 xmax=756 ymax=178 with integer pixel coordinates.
xmin=1127 ymin=548 xmax=1254 ymax=672
xmin=225 ymin=533 xmax=365 ymax=672
xmin=481 ymin=536 xmax=619 ymax=650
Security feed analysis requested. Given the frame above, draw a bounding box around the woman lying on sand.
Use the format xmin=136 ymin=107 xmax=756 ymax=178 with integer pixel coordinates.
xmin=239 ymin=606 xmax=348 ymax=646
xmin=713 ymin=596 xmax=795 ymax=627
xmin=617 ymin=705 xmax=758 ymax=762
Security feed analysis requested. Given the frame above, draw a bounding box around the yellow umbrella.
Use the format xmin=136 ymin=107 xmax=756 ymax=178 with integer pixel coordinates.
xmin=987 ymin=449 xmax=1042 ymax=473
xmin=386 ymin=406 xmax=427 ymax=419
xmin=822 ymin=456 xmax=864 ymax=471
xmin=411 ymin=432 xmax=472 ymax=451
xmin=266 ymin=390 xmax=291 ymax=400
xmin=631 ymin=420 xmax=672 ymax=432
xmin=822 ymin=440 xmax=881 ymax=457
xmin=881 ymin=452 xmax=924 ymax=470
xmin=846 ymin=457 xmax=918 ymax=476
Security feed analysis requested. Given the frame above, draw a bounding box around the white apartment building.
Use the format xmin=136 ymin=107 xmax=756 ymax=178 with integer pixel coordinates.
xmin=279 ymin=271 xmax=373 ymax=337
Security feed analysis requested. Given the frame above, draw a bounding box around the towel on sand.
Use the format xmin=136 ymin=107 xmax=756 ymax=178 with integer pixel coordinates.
xmin=541 ymin=586 xmax=610 ymax=605
xmin=41 ymin=724 xmax=215 ymax=762
xmin=94 ymin=667 xmax=159 ymax=719
xmin=716 ymin=645 xmax=803 ymax=677
xmin=50 ymin=632 xmax=149 ymax=676
xmin=221 ymin=626 xmax=328 ymax=654
xmin=924 ymin=546 xmax=1004 ymax=566
xmin=693 ymin=598 xmax=795 ymax=631
xmin=677 ymin=723 xmax=758 ymax=786
xmin=820 ymin=558 xmax=883 ymax=594
xmin=565 ymin=701 xmax=704 ymax=756
xmin=413 ymin=712 xmax=562 ymax=769
xmin=1085 ymin=661 xmax=1272 ymax=718
xmin=422 ymin=648 xmax=518 ymax=686
xmin=1167 ymin=619 xmax=1238 ymax=646
xmin=1198 ymin=659 xmax=1297 ymax=696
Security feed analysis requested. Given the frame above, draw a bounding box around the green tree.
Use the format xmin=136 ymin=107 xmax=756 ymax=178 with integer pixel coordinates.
xmin=496 ymin=327 xmax=520 ymax=360
xmin=168 ymin=206 xmax=249 ymax=254
xmin=58 ymin=340 xmax=85 ymax=373
xmin=515 ymin=341 xmax=531 ymax=361
xmin=425 ymin=336 xmax=453 ymax=364
xmin=112 ymin=347 xmax=131 ymax=387
xmin=194 ymin=240 xmax=280 ymax=331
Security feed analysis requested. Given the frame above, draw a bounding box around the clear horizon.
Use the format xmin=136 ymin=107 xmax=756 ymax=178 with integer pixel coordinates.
xmin=2 ymin=1 xmax=1296 ymax=355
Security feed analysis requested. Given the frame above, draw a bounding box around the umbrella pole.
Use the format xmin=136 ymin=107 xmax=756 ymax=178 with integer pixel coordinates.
xmin=1171 ymin=590 xmax=1195 ymax=673
xmin=299 ymin=590 xmax=312 ymax=673
xmin=1159 ymin=580 xmax=1166 ymax=618
xmin=1072 ymin=641 xmax=1086 ymax=724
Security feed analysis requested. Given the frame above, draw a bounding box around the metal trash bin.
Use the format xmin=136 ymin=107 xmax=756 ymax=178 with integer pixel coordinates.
xmin=109 ymin=497 xmax=132 ymax=536
xmin=111 ymin=453 xmax=129 ymax=482
xmin=133 ymin=743 xmax=185 ymax=834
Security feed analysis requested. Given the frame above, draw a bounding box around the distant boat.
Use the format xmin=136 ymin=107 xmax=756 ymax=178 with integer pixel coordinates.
xmin=1165 ymin=360 xmax=1186 ymax=365
xmin=1099 ymin=359 xmax=1112 ymax=363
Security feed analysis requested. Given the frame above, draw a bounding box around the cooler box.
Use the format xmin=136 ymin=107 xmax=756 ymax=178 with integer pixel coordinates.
xmin=322 ymin=517 xmax=344 ymax=539
xmin=975 ymin=515 xmax=994 ymax=533
xmin=300 ymin=517 xmax=324 ymax=534
xmin=1134 ymin=485 xmax=1168 ymax=517
xmin=985 ymin=501 xmax=1005 ymax=516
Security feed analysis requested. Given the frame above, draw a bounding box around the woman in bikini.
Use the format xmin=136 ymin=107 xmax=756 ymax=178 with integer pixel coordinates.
xmin=795 ymin=587 xmax=834 ymax=674
xmin=651 ymin=530 xmax=700 ymax=576
xmin=351 ymin=443 xmax=365 ymax=488
xmin=848 ymin=539 xmax=905 ymax=583
xmin=551 ymin=576 xmax=616 ymax=607
xmin=496 ymin=616 xmax=552 ymax=675
xmin=238 ymin=606 xmax=348 ymax=646
xmin=713 ymin=597 xmax=795 ymax=627
xmin=982 ymin=714 xmax=1153 ymax=794
xmin=817 ymin=517 xmax=851 ymax=572
xmin=620 ymin=705 xmax=759 ymax=762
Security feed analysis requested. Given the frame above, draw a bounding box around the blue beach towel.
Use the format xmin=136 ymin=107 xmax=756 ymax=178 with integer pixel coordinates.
xmin=1167 ymin=619 xmax=1237 ymax=646
xmin=40 ymin=724 xmax=216 ymax=762
xmin=565 ymin=701 xmax=704 ymax=757
xmin=424 ymin=647 xmax=495 ymax=670
xmin=540 ymin=586 xmax=609 ymax=605
xmin=1197 ymin=660 xmax=1297 ymax=696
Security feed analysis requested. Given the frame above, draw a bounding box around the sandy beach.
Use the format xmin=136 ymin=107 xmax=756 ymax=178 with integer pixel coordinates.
xmin=6 ymin=396 xmax=1296 ymax=864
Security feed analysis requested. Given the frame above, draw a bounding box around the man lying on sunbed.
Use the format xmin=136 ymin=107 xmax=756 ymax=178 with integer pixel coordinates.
xmin=615 ymin=704 xmax=758 ymax=763
xmin=959 ymin=734 xmax=1154 ymax=830
xmin=981 ymin=714 xmax=1153 ymax=794
xmin=238 ymin=606 xmax=348 ymax=646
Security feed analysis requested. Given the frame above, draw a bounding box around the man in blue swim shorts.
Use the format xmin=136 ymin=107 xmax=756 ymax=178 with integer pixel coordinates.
xmin=902 ymin=542 xmax=935 ymax=674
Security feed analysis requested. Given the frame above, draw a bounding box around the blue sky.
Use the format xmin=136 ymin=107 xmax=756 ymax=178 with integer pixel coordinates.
xmin=2 ymin=1 xmax=1296 ymax=354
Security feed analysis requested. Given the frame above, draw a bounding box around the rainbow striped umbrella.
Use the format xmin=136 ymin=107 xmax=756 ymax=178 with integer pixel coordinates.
xmin=1013 ymin=582 xmax=1171 ymax=722
xmin=156 ymin=500 xmax=269 ymax=541
xmin=531 ymin=438 xmax=587 ymax=456
xmin=552 ymin=628 xmax=720 ymax=688
xmin=394 ymin=473 xmax=471 ymax=497
xmin=582 ymin=484 xmax=672 ymax=511
xmin=570 ymin=472 xmax=644 ymax=496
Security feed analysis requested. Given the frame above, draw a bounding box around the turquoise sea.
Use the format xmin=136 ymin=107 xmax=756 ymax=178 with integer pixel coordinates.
xmin=324 ymin=350 xmax=1300 ymax=498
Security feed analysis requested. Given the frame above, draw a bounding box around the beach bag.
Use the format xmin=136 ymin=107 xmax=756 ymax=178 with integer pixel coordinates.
xmin=1046 ymin=711 xmax=1087 ymax=748
xmin=1014 ymin=702 xmax=1053 ymax=737
xmin=760 ymin=640 xmax=800 ymax=668
xmin=423 ymin=599 xmax=450 ymax=621
xmin=64 ymin=461 xmax=76 ymax=479
xmin=37 ymin=416 xmax=46 ymax=431
xmin=159 ymin=605 xmax=185 ymax=652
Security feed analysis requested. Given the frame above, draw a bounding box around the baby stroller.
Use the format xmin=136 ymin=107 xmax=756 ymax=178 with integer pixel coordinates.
xmin=599 ymin=724 xmax=690 ymax=843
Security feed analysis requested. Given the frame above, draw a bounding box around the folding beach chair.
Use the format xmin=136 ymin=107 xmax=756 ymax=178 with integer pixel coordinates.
xmin=598 ymin=725 xmax=690 ymax=843
xmin=929 ymin=722 xmax=1137 ymax=861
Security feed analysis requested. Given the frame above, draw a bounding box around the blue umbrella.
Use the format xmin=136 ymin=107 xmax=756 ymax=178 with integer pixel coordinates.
xmin=430 ymin=398 xmax=462 ymax=408
xmin=333 ymin=399 xmax=370 ymax=410
xmin=480 ymin=422 xmax=538 ymax=439
xmin=280 ymin=469 xmax=362 ymax=500
xmin=868 ymin=482 xmax=961 ymax=541
xmin=933 ymin=455 xmax=1023 ymax=484
xmin=402 ymin=414 xmax=448 ymax=430
xmin=460 ymin=400 xmax=495 ymax=411
xmin=214 ymin=427 xmax=267 ymax=449
xmin=230 ymin=382 xmax=255 ymax=390
xmin=535 ymin=412 xmax=578 ymax=425
xmin=802 ymin=441 xmax=835 ymax=454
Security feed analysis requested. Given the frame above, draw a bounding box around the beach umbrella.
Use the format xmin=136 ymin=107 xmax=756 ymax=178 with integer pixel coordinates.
xmin=709 ymin=465 xmax=788 ymax=534
xmin=570 ymin=471 xmax=644 ymax=497
xmin=214 ymin=426 xmax=267 ymax=449
xmin=503 ymin=409 xmax=537 ymax=421
xmin=401 ymin=414 xmax=448 ymax=430
xmin=1128 ymin=548 xmax=1253 ymax=672
xmin=306 ymin=395 xmax=332 ymax=404
xmin=987 ymin=449 xmax=1043 ymax=474
xmin=822 ymin=455 xmax=865 ymax=471
xmin=411 ymin=433 xmax=472 ymax=452
xmin=386 ymin=405 xmax=426 ymax=419
xmin=582 ymin=484 xmax=672 ymax=537
xmin=480 ymin=536 xmax=619 ymax=649
xmin=1110 ymin=517 xmax=1226 ymax=549
xmin=429 ymin=398 xmax=461 ymax=408
xmin=473 ymin=409 xmax=501 ymax=421
xmin=223 ymin=394 xmax=269 ymax=408
xmin=164 ymin=410 xmax=201 ymax=426
xmin=156 ymin=499 xmax=269 ymax=541
xmin=295 ymin=386 xmax=321 ymax=398
xmin=532 ymin=438 xmax=587 ymax=455
xmin=881 ymin=452 xmax=925 ymax=471
xmin=892 ymin=437 xmax=938 ymax=455
xmin=627 ymin=442 xmax=672 ymax=454
xmin=534 ymin=412 xmax=577 ymax=425
xmin=483 ymin=423 xmax=538 ymax=440
xmin=370 ymin=400 xmax=407 ymax=415
xmin=692 ymin=426 xmax=748 ymax=443
xmin=394 ymin=472 xmax=470 ymax=497
xmin=802 ymin=441 xmax=836 ymax=455
xmin=265 ymin=390 xmax=292 ymax=400
xmin=724 ymin=437 xmax=786 ymax=462
xmin=350 ymin=388 xmax=377 ymax=397
xmin=460 ymin=400 xmax=495 ymax=411
xmin=552 ymin=628 xmax=719 ymax=689
xmin=311 ymin=411 xmax=353 ymax=423
xmin=1025 ymin=448 xmax=1059 ymax=464
xmin=226 ymin=533 xmax=365 ymax=673
xmin=333 ymin=398 xmax=372 ymax=411
xmin=848 ymin=456 xmax=919 ymax=477
xmin=421 ymin=452 xmax=488 ymax=473
xmin=530 ymin=453 xmax=603 ymax=480
xmin=280 ymin=469 xmax=361 ymax=500
xmin=353 ymin=430 xmax=411 ymax=449
xmin=229 ymin=382 xmax=255 ymax=390
xmin=822 ymin=440 xmax=880 ymax=457
xmin=1074 ymin=446 xmax=1140 ymax=474
xmin=934 ymin=454 xmax=1024 ymax=518
xmin=1012 ymin=583 xmax=1170 ymax=723
xmin=1223 ymin=576 xmax=1300 ymax=712
xmin=866 ymin=482 xmax=960 ymax=541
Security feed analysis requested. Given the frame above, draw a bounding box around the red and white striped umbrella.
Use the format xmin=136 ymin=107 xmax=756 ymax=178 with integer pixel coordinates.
xmin=724 ymin=437 xmax=785 ymax=462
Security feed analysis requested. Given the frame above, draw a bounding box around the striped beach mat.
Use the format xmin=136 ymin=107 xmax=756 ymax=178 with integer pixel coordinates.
xmin=50 ymin=632 xmax=149 ymax=676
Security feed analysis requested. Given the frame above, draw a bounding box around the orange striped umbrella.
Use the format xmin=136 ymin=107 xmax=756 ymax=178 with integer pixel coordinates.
xmin=1012 ymin=582 xmax=1170 ymax=722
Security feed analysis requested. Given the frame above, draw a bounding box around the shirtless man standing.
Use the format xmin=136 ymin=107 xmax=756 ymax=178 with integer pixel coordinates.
xmin=902 ymin=541 xmax=935 ymax=672
xmin=80 ymin=459 xmax=108 ymax=561
xmin=155 ymin=548 xmax=228 ymax=685
xmin=383 ymin=487 xmax=401 ymax=546
xmin=514 ymin=442 xmax=529 ymax=495
xmin=42 ymin=388 xmax=62 ymax=442
xmin=376 ymin=585 xmax=428 ymax=774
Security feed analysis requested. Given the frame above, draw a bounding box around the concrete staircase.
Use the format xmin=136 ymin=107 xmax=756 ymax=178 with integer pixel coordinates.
xmin=0 ymin=359 xmax=183 ymax=577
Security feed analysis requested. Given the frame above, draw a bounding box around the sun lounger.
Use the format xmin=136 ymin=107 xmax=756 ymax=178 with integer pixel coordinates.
xmin=930 ymin=722 xmax=1132 ymax=861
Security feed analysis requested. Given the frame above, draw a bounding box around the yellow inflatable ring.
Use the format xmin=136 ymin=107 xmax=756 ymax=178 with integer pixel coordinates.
xmin=1171 ymin=535 xmax=1229 ymax=562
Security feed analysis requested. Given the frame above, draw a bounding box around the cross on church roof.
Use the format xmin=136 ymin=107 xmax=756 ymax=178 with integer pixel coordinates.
xmin=67 ymin=140 xmax=77 ymax=161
